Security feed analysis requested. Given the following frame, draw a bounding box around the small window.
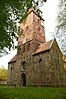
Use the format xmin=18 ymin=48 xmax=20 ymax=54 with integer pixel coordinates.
xmin=21 ymin=61 xmax=26 ymax=65
xmin=21 ymin=61 xmax=26 ymax=69
xmin=37 ymin=19 xmax=40 ymax=23
xmin=22 ymin=45 xmax=25 ymax=52
xmin=38 ymin=27 xmax=40 ymax=31
xmin=26 ymin=26 xmax=29 ymax=32
xmin=59 ymin=69 xmax=60 ymax=72
xmin=47 ymin=78 xmax=49 ymax=81
xmin=39 ymin=58 xmax=42 ymax=63
xmin=27 ymin=43 xmax=30 ymax=50
xmin=11 ymin=67 xmax=12 ymax=71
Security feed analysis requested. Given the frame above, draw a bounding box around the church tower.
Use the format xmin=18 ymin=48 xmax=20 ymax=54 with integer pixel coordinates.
xmin=18 ymin=8 xmax=46 ymax=53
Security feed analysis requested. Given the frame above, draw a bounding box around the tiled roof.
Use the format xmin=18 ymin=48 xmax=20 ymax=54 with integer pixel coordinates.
xmin=33 ymin=40 xmax=53 ymax=55
xmin=8 ymin=55 xmax=17 ymax=64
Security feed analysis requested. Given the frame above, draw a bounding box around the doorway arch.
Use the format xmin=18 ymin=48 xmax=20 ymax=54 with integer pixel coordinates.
xmin=21 ymin=73 xmax=26 ymax=86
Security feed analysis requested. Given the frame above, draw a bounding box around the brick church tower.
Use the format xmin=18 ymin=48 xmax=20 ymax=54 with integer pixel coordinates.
xmin=18 ymin=8 xmax=46 ymax=53
xmin=7 ymin=8 xmax=66 ymax=86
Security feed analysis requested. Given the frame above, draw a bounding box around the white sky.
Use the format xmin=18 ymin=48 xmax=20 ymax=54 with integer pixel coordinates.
xmin=42 ymin=0 xmax=58 ymax=41
xmin=0 ymin=0 xmax=59 ymax=69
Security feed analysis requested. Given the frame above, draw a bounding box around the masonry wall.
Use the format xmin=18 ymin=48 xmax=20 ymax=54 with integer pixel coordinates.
xmin=12 ymin=40 xmax=65 ymax=86
xmin=7 ymin=39 xmax=66 ymax=86
xmin=7 ymin=62 xmax=16 ymax=85
xmin=25 ymin=52 xmax=65 ymax=86
xmin=48 ymin=41 xmax=65 ymax=85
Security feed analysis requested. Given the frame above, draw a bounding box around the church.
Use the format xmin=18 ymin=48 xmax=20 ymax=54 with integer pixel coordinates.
xmin=7 ymin=8 xmax=66 ymax=86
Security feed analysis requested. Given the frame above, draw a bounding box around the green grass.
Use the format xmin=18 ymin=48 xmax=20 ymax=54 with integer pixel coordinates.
xmin=0 ymin=85 xmax=66 ymax=99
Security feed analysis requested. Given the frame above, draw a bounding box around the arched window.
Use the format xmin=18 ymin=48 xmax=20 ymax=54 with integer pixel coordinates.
xmin=26 ymin=26 xmax=29 ymax=32
xmin=21 ymin=61 xmax=26 ymax=69
xmin=22 ymin=45 xmax=25 ymax=52
xmin=27 ymin=43 xmax=30 ymax=51
xmin=11 ymin=67 xmax=12 ymax=71
xmin=37 ymin=19 xmax=40 ymax=24
xmin=38 ymin=27 xmax=40 ymax=33
xmin=39 ymin=58 xmax=42 ymax=63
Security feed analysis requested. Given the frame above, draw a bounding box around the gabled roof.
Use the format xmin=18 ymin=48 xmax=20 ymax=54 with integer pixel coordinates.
xmin=8 ymin=55 xmax=17 ymax=64
xmin=33 ymin=40 xmax=53 ymax=55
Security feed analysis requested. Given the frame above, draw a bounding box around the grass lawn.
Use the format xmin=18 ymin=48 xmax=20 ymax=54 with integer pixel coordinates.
xmin=0 ymin=85 xmax=66 ymax=99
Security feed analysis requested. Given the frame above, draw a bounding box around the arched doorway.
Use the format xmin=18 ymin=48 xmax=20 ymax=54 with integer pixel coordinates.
xmin=21 ymin=73 xmax=26 ymax=86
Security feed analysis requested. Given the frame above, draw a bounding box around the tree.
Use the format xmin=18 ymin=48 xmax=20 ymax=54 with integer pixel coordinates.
xmin=0 ymin=0 xmax=47 ymax=55
xmin=0 ymin=66 xmax=8 ymax=80
xmin=55 ymin=0 xmax=66 ymax=55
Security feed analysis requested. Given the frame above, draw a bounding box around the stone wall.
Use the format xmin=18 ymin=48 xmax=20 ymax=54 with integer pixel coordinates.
xmin=7 ymin=62 xmax=16 ymax=85
xmin=11 ymin=40 xmax=65 ymax=86
xmin=7 ymin=40 xmax=66 ymax=86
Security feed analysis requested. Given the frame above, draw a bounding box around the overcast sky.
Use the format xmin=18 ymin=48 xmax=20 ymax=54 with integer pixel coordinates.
xmin=0 ymin=0 xmax=59 ymax=69
xmin=42 ymin=0 xmax=58 ymax=40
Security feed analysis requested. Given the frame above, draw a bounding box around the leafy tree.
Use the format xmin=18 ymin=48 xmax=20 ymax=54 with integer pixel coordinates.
xmin=55 ymin=0 xmax=66 ymax=55
xmin=0 ymin=0 xmax=47 ymax=54
xmin=0 ymin=66 xmax=8 ymax=80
